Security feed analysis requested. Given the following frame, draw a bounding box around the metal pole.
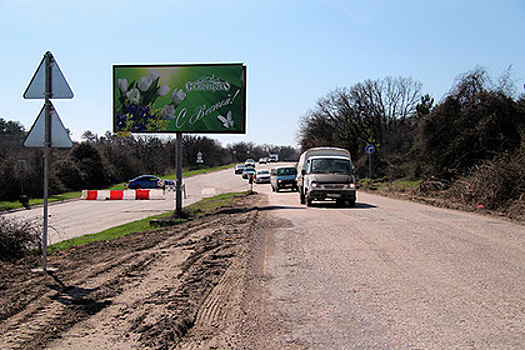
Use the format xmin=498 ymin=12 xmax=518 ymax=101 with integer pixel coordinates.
xmin=175 ymin=132 xmax=183 ymax=217
xmin=368 ymin=152 xmax=372 ymax=186
xmin=42 ymin=52 xmax=52 ymax=272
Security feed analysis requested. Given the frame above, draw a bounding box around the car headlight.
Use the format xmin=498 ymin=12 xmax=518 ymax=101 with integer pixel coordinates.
xmin=349 ymin=183 xmax=356 ymax=190
xmin=311 ymin=182 xmax=319 ymax=188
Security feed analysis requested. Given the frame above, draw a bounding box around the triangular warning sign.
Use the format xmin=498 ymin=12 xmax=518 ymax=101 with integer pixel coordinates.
xmin=23 ymin=52 xmax=74 ymax=99
xmin=24 ymin=103 xmax=73 ymax=148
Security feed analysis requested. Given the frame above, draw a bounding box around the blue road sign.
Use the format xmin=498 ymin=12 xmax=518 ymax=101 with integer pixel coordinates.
xmin=365 ymin=144 xmax=375 ymax=154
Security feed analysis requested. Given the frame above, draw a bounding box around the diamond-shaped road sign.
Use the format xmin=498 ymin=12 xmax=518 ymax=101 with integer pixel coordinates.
xmin=23 ymin=52 xmax=74 ymax=99
xmin=24 ymin=102 xmax=73 ymax=148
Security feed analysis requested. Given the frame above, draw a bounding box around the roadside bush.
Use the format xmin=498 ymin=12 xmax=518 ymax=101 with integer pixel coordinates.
xmin=0 ymin=217 xmax=41 ymax=262
xmin=446 ymin=150 xmax=524 ymax=219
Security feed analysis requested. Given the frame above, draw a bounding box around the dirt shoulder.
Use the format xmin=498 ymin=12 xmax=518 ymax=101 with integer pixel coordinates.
xmin=0 ymin=193 xmax=283 ymax=350
xmin=361 ymin=188 xmax=524 ymax=224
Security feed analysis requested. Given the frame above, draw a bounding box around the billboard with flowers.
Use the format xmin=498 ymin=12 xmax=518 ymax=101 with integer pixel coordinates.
xmin=113 ymin=63 xmax=246 ymax=133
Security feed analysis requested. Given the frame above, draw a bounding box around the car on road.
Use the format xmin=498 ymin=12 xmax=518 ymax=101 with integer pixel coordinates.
xmin=234 ymin=164 xmax=245 ymax=174
xmin=245 ymin=159 xmax=256 ymax=168
xmin=128 ymin=175 xmax=166 ymax=189
xmin=242 ymin=167 xmax=256 ymax=179
xmin=164 ymin=179 xmax=175 ymax=190
xmin=259 ymin=157 xmax=269 ymax=164
xmin=270 ymin=166 xmax=298 ymax=192
xmin=254 ymin=170 xmax=271 ymax=184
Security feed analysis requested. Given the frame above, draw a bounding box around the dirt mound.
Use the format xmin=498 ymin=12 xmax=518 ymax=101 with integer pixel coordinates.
xmin=0 ymin=193 xmax=282 ymax=349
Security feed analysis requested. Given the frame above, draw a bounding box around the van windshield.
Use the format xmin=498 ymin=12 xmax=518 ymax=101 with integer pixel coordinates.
xmin=310 ymin=159 xmax=351 ymax=174
xmin=276 ymin=167 xmax=297 ymax=176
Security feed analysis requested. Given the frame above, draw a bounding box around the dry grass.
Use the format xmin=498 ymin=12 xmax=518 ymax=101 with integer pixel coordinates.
xmin=0 ymin=217 xmax=41 ymax=262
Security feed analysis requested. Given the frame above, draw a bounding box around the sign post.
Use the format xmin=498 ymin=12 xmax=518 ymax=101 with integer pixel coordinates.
xmin=196 ymin=151 xmax=204 ymax=165
xmin=365 ymin=144 xmax=375 ymax=186
xmin=24 ymin=51 xmax=73 ymax=272
xmin=42 ymin=53 xmax=52 ymax=272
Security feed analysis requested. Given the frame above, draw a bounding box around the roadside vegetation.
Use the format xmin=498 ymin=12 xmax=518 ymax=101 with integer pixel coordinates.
xmin=0 ymin=216 xmax=41 ymax=262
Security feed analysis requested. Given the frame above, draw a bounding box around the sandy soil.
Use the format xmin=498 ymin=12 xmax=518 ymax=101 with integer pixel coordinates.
xmin=0 ymin=193 xmax=282 ymax=350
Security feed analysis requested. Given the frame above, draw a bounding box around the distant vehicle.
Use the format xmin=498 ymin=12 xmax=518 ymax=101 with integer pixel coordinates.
xmin=245 ymin=159 xmax=256 ymax=168
xmin=164 ymin=179 xmax=175 ymax=190
xmin=270 ymin=166 xmax=297 ymax=192
xmin=269 ymin=154 xmax=278 ymax=162
xmin=242 ymin=167 xmax=256 ymax=179
xmin=259 ymin=157 xmax=269 ymax=164
xmin=254 ymin=170 xmax=271 ymax=184
xmin=128 ymin=175 xmax=166 ymax=189
xmin=296 ymin=147 xmax=356 ymax=207
xmin=234 ymin=164 xmax=245 ymax=174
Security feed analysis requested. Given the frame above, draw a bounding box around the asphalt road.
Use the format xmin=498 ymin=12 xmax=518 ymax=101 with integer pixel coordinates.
xmin=4 ymin=167 xmax=251 ymax=245
xmin=255 ymin=180 xmax=524 ymax=349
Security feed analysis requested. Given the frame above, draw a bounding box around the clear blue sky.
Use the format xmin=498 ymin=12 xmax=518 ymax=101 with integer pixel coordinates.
xmin=1 ymin=0 xmax=524 ymax=148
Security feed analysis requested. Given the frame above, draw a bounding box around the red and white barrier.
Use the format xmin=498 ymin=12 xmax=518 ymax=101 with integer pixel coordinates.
xmin=81 ymin=189 xmax=165 ymax=200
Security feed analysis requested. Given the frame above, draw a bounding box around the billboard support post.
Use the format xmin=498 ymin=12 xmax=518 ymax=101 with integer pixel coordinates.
xmin=175 ymin=132 xmax=183 ymax=217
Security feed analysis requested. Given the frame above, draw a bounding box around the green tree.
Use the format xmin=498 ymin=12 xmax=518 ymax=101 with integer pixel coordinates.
xmin=71 ymin=143 xmax=109 ymax=189
xmin=419 ymin=68 xmax=522 ymax=179
xmin=298 ymin=77 xmax=423 ymax=178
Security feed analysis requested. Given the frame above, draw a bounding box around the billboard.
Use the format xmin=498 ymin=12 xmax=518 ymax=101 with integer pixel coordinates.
xmin=113 ymin=63 xmax=246 ymax=133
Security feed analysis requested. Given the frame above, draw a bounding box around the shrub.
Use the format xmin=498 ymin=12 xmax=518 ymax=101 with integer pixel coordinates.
xmin=446 ymin=149 xmax=524 ymax=219
xmin=0 ymin=217 xmax=41 ymax=262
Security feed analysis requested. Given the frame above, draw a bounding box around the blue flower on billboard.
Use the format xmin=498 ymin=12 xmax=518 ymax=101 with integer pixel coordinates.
xmin=114 ymin=70 xmax=183 ymax=131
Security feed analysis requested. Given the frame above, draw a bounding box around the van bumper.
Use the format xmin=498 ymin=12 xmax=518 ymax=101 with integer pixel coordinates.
xmin=308 ymin=189 xmax=356 ymax=201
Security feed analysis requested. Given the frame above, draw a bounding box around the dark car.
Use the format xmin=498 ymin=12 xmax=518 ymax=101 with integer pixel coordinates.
xmin=164 ymin=179 xmax=175 ymax=190
xmin=235 ymin=164 xmax=246 ymax=174
xmin=128 ymin=175 xmax=165 ymax=189
xmin=242 ymin=167 xmax=256 ymax=179
xmin=270 ymin=166 xmax=298 ymax=192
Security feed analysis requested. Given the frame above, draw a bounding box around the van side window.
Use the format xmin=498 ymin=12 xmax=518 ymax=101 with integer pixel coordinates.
xmin=306 ymin=160 xmax=311 ymax=174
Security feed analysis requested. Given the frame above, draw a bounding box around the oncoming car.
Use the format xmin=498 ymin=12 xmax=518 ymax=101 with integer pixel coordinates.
xmin=254 ymin=170 xmax=271 ymax=184
xmin=234 ymin=164 xmax=245 ymax=174
xmin=245 ymin=159 xmax=256 ymax=168
xmin=242 ymin=167 xmax=256 ymax=179
xmin=271 ymin=166 xmax=298 ymax=192
xmin=128 ymin=175 xmax=166 ymax=189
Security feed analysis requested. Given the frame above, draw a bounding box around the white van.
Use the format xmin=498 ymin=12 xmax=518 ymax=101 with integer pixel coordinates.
xmin=296 ymin=147 xmax=356 ymax=207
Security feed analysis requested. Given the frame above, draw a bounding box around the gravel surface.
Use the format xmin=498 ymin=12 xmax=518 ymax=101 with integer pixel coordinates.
xmin=263 ymin=189 xmax=524 ymax=349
